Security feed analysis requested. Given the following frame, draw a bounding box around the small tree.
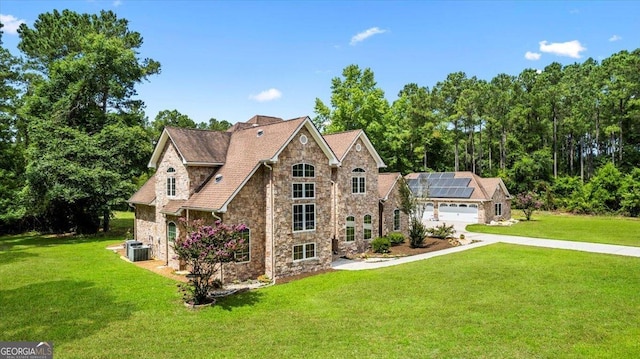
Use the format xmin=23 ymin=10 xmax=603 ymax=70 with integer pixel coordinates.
xmin=515 ymin=191 xmax=543 ymax=221
xmin=399 ymin=176 xmax=429 ymax=248
xmin=172 ymin=218 xmax=247 ymax=305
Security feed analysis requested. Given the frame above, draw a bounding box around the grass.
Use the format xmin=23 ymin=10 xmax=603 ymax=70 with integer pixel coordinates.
xmin=467 ymin=211 xmax=640 ymax=247
xmin=1 ymin=211 xmax=640 ymax=358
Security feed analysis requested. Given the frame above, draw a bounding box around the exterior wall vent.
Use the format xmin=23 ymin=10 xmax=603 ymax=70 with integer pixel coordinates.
xmin=257 ymin=129 xmax=264 ymax=137
xmin=215 ymin=174 xmax=223 ymax=183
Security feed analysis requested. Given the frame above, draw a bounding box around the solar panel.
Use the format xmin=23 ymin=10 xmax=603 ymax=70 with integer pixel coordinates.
xmin=408 ymin=173 xmax=475 ymax=199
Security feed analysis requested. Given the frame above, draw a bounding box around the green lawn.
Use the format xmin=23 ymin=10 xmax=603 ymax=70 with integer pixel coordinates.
xmin=1 ymin=212 xmax=640 ymax=358
xmin=467 ymin=211 xmax=640 ymax=247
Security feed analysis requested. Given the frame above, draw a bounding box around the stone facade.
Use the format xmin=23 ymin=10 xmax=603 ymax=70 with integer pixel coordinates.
xmin=380 ymin=182 xmax=409 ymax=238
xmin=220 ymin=166 xmax=267 ymax=282
xmin=269 ymin=127 xmax=333 ymax=278
xmin=333 ymin=138 xmax=379 ymax=256
xmin=134 ymin=204 xmax=157 ymax=255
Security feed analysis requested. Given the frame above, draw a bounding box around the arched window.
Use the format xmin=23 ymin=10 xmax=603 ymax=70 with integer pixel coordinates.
xmin=393 ymin=209 xmax=400 ymax=231
xmin=364 ymin=215 xmax=372 ymax=240
xmin=167 ymin=222 xmax=177 ymax=242
xmin=235 ymin=228 xmax=250 ymax=262
xmin=166 ymin=167 xmax=176 ymax=196
xmin=352 ymin=168 xmax=366 ymax=194
xmin=346 ymin=216 xmax=355 ymax=241
xmin=292 ymin=163 xmax=314 ymax=178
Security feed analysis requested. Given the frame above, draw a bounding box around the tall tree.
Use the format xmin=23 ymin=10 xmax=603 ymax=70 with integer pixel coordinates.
xmin=18 ymin=10 xmax=159 ymax=233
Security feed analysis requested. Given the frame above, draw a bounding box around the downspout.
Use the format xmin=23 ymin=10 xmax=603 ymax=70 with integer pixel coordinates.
xmin=262 ymin=161 xmax=275 ymax=284
xmin=211 ymin=211 xmax=222 ymax=282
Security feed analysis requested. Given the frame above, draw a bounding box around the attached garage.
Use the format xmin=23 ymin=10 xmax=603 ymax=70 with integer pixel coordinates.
xmin=407 ymin=171 xmax=512 ymax=224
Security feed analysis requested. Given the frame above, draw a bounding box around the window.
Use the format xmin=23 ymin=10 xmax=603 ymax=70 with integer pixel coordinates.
xmin=292 ymin=163 xmax=314 ymax=178
xmin=166 ymin=167 xmax=176 ymax=196
xmin=167 ymin=222 xmax=177 ymax=242
xmin=495 ymin=203 xmax=502 ymax=216
xmin=346 ymin=216 xmax=355 ymax=241
xmin=364 ymin=215 xmax=372 ymax=240
xmin=393 ymin=209 xmax=400 ymax=231
xmin=292 ymin=183 xmax=315 ymax=199
xmin=351 ymin=168 xmax=366 ymax=194
xmin=293 ymin=204 xmax=315 ymax=232
xmin=235 ymin=228 xmax=250 ymax=262
xmin=293 ymin=243 xmax=316 ymax=261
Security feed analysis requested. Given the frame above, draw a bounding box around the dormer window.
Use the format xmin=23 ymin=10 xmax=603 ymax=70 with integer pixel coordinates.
xmin=167 ymin=167 xmax=176 ymax=197
xmin=352 ymin=168 xmax=366 ymax=194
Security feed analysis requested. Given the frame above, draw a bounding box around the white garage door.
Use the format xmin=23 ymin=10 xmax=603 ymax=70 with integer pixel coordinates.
xmin=438 ymin=203 xmax=478 ymax=223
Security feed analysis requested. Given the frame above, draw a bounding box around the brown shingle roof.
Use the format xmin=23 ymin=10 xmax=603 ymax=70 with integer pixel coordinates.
xmin=323 ymin=130 xmax=362 ymax=161
xmin=160 ymin=200 xmax=187 ymax=215
xmin=378 ymin=172 xmax=401 ymax=200
xmin=227 ymin=115 xmax=284 ymax=132
xmin=128 ymin=174 xmax=156 ymax=205
xmin=185 ymin=117 xmax=308 ymax=211
xmin=165 ymin=127 xmax=230 ymax=164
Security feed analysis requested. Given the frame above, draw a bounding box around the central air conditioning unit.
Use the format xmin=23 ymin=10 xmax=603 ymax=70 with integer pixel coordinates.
xmin=129 ymin=245 xmax=150 ymax=262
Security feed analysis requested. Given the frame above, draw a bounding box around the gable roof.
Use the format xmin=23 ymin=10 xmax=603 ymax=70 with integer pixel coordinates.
xmin=404 ymin=171 xmax=509 ymax=201
xmin=128 ymin=173 xmax=156 ymax=205
xmin=184 ymin=117 xmax=339 ymax=212
xmin=323 ymin=130 xmax=386 ymax=168
xmin=378 ymin=172 xmax=402 ymax=201
xmin=148 ymin=127 xmax=231 ymax=168
xmin=226 ymin=115 xmax=284 ymax=132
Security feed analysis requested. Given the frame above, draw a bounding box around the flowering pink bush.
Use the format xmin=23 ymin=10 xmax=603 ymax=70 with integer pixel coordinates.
xmin=172 ymin=218 xmax=247 ymax=305
xmin=515 ymin=192 xmax=543 ymax=221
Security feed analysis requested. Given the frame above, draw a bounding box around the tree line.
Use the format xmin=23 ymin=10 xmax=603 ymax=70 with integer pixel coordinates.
xmin=1 ymin=9 xmax=639 ymax=234
xmin=313 ymin=57 xmax=640 ymax=217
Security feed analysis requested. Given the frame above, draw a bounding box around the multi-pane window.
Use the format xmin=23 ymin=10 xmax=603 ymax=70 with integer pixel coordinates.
xmin=235 ymin=228 xmax=250 ymax=262
xmin=293 ymin=204 xmax=315 ymax=232
xmin=166 ymin=167 xmax=176 ymax=196
xmin=292 ymin=183 xmax=315 ymax=199
xmin=351 ymin=168 xmax=366 ymax=194
xmin=495 ymin=203 xmax=502 ymax=216
xmin=167 ymin=222 xmax=177 ymax=242
xmin=364 ymin=215 xmax=372 ymax=240
xmin=393 ymin=209 xmax=401 ymax=231
xmin=346 ymin=216 xmax=355 ymax=241
xmin=292 ymin=163 xmax=315 ymax=178
xmin=293 ymin=243 xmax=316 ymax=261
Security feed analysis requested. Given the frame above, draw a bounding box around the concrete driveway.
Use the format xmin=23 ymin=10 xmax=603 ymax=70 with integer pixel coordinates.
xmin=332 ymin=220 xmax=640 ymax=271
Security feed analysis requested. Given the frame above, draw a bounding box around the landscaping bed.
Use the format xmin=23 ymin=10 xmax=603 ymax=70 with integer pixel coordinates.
xmin=362 ymin=237 xmax=456 ymax=258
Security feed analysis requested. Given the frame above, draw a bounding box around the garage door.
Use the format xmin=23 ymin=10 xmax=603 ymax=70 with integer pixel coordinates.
xmin=438 ymin=203 xmax=478 ymax=223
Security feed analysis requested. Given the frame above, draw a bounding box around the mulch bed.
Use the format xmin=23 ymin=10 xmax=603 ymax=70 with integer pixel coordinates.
xmin=365 ymin=238 xmax=455 ymax=257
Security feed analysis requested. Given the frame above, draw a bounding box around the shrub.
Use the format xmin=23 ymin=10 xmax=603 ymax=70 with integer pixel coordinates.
xmin=515 ymin=191 xmax=543 ymax=220
xmin=409 ymin=219 xmax=427 ymax=248
xmin=371 ymin=237 xmax=391 ymax=253
xmin=426 ymin=223 xmax=456 ymax=239
xmin=387 ymin=232 xmax=405 ymax=246
xmin=172 ymin=218 xmax=247 ymax=305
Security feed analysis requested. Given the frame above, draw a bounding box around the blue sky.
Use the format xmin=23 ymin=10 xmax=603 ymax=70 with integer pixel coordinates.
xmin=2 ymin=1 xmax=639 ymax=125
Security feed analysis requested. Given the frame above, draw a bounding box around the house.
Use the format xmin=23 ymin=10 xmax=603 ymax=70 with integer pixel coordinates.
xmin=128 ymin=115 xmax=408 ymax=283
xmin=405 ymin=172 xmax=511 ymax=224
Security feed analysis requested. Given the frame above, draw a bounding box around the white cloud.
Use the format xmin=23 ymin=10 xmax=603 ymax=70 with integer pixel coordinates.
xmin=0 ymin=14 xmax=26 ymax=34
xmin=113 ymin=0 xmax=122 ymax=6
xmin=249 ymin=88 xmax=282 ymax=102
xmin=536 ymin=69 xmax=543 ymax=74
xmin=350 ymin=27 xmax=386 ymax=45
xmin=539 ymin=40 xmax=586 ymax=58
xmin=525 ymin=51 xmax=541 ymax=60
xmin=609 ymin=34 xmax=621 ymax=42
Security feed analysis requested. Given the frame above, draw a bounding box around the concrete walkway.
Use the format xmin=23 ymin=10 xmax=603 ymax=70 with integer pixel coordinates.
xmin=332 ymin=220 xmax=640 ymax=271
